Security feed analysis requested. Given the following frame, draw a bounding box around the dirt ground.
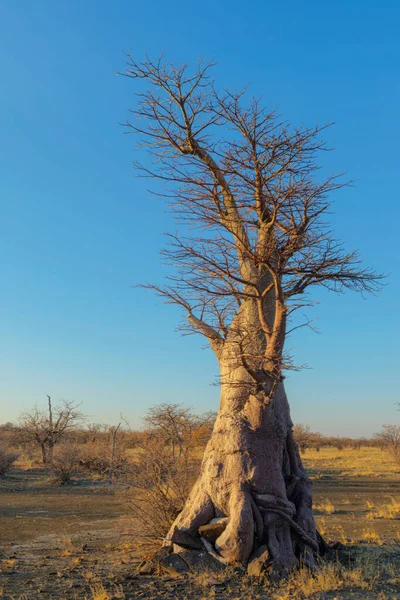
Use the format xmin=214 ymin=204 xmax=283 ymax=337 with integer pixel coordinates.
xmin=1 ymin=459 xmax=399 ymax=599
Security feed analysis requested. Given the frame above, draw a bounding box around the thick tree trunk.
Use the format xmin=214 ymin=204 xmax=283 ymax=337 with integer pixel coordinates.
xmin=163 ymin=294 xmax=319 ymax=574
xmin=40 ymin=443 xmax=48 ymax=464
xmin=166 ymin=353 xmax=318 ymax=573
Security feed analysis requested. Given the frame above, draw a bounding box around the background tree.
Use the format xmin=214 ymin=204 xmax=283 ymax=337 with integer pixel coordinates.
xmin=144 ymin=403 xmax=196 ymax=458
xmin=17 ymin=396 xmax=84 ymax=464
xmin=123 ymin=56 xmax=382 ymax=573
xmin=144 ymin=403 xmax=215 ymax=457
xmin=108 ymin=422 xmax=121 ymax=483
xmin=293 ymin=424 xmax=312 ymax=454
xmin=375 ymin=425 xmax=400 ymax=464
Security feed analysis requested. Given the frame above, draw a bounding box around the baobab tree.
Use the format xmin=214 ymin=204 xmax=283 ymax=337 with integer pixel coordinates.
xmin=123 ymin=56 xmax=382 ymax=574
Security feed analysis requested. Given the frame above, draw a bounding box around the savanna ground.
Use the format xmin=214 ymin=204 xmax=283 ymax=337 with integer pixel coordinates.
xmin=1 ymin=447 xmax=399 ymax=600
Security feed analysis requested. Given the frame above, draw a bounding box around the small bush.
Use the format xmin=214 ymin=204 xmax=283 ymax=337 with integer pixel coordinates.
xmin=0 ymin=446 xmax=19 ymax=477
xmin=123 ymin=437 xmax=200 ymax=551
xmin=50 ymin=444 xmax=80 ymax=484
xmin=79 ymin=440 xmax=128 ymax=478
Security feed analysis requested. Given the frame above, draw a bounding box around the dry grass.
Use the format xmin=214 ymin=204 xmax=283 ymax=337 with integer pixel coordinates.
xmin=303 ymin=446 xmax=400 ymax=478
xmin=314 ymin=497 xmax=335 ymax=514
xmin=89 ymin=583 xmax=110 ymax=600
xmin=270 ymin=551 xmax=400 ymax=599
xmin=59 ymin=536 xmax=74 ymax=557
xmin=271 ymin=563 xmax=370 ymax=599
xmin=89 ymin=583 xmax=124 ymax=600
xmin=316 ymin=516 xmax=327 ymax=536
xmin=362 ymin=527 xmax=383 ymax=545
xmin=366 ymin=496 xmax=400 ymax=520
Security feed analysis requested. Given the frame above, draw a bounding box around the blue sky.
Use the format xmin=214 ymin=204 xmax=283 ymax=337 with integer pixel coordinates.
xmin=0 ymin=0 xmax=399 ymax=436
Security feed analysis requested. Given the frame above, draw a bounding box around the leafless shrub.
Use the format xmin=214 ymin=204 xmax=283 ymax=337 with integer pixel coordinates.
xmin=375 ymin=425 xmax=400 ymax=465
xmin=0 ymin=446 xmax=19 ymax=477
xmin=50 ymin=444 xmax=81 ymax=484
xmin=79 ymin=435 xmax=128 ymax=478
xmin=123 ymin=436 xmax=200 ymax=551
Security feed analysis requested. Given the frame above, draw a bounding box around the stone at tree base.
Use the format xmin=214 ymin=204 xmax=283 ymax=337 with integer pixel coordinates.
xmin=169 ymin=525 xmax=203 ymax=550
xmin=138 ymin=561 xmax=155 ymax=575
xmin=138 ymin=545 xmax=226 ymax=577
xmin=247 ymin=545 xmax=270 ymax=577
xmin=158 ymin=552 xmax=190 ymax=576
xmin=175 ymin=547 xmax=226 ymax=574
xmin=198 ymin=517 xmax=229 ymax=542
xmin=137 ymin=547 xmax=171 ymax=575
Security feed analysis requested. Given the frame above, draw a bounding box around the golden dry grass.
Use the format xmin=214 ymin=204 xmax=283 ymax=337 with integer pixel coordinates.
xmin=366 ymin=496 xmax=400 ymax=520
xmin=362 ymin=527 xmax=383 ymax=545
xmin=88 ymin=583 xmax=124 ymax=600
xmin=302 ymin=446 xmax=400 ymax=478
xmin=271 ymin=551 xmax=400 ymax=599
xmin=314 ymin=497 xmax=336 ymax=514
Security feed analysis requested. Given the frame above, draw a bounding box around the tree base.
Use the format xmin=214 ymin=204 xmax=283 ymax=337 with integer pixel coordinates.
xmin=138 ymin=533 xmax=342 ymax=579
xmin=139 ymin=384 xmax=326 ymax=578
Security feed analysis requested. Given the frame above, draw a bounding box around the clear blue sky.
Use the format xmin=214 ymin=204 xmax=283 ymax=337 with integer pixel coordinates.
xmin=0 ymin=0 xmax=399 ymax=436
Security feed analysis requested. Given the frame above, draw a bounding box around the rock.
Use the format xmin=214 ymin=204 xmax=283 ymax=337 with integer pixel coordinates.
xmin=170 ymin=526 xmax=204 ymax=550
xmin=138 ymin=546 xmax=171 ymax=575
xmin=176 ymin=548 xmax=226 ymax=573
xmin=138 ymin=544 xmax=226 ymax=577
xmin=247 ymin=545 xmax=269 ymax=577
xmin=138 ymin=561 xmax=155 ymax=575
xmin=198 ymin=517 xmax=229 ymax=543
xmin=158 ymin=553 xmax=190 ymax=576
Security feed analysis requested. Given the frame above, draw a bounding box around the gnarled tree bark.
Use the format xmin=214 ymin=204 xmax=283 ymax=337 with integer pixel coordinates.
xmin=166 ymin=301 xmax=317 ymax=572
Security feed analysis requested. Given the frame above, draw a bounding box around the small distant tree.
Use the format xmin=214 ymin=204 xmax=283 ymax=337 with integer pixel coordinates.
xmin=108 ymin=422 xmax=121 ymax=483
xmin=375 ymin=425 xmax=400 ymax=463
xmin=17 ymin=396 xmax=84 ymax=464
xmin=144 ymin=403 xmax=196 ymax=457
xmin=309 ymin=431 xmax=324 ymax=452
xmin=144 ymin=403 xmax=216 ymax=457
xmin=293 ymin=424 xmax=312 ymax=453
xmin=84 ymin=423 xmax=107 ymax=444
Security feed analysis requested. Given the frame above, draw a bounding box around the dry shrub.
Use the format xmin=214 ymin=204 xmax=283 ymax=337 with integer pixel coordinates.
xmin=50 ymin=444 xmax=80 ymax=484
xmin=123 ymin=437 xmax=200 ymax=551
xmin=79 ymin=439 xmax=128 ymax=478
xmin=375 ymin=425 xmax=400 ymax=466
xmin=79 ymin=442 xmax=111 ymax=475
xmin=0 ymin=446 xmax=19 ymax=477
